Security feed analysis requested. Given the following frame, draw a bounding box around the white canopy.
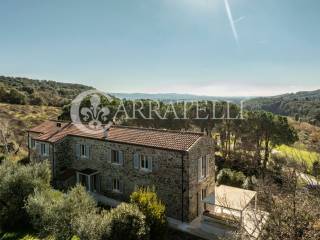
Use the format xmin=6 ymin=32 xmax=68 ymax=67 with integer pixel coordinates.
xmin=202 ymin=185 xmax=257 ymax=211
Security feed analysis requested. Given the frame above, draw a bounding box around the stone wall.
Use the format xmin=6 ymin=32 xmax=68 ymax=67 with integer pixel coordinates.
xmin=55 ymin=136 xmax=186 ymax=220
xmin=49 ymin=134 xmax=214 ymax=222
xmin=187 ymin=136 xmax=215 ymax=221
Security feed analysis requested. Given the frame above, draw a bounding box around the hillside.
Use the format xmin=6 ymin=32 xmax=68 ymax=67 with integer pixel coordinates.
xmin=0 ymin=103 xmax=61 ymax=160
xmin=0 ymin=76 xmax=94 ymax=107
xmin=244 ymin=89 xmax=320 ymax=125
xmin=111 ymin=92 xmax=245 ymax=103
xmin=288 ymin=118 xmax=320 ymax=153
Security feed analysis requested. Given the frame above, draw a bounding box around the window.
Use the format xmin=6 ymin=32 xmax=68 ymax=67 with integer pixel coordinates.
xmin=140 ymin=155 xmax=152 ymax=171
xmin=76 ymin=144 xmax=90 ymax=160
xmin=201 ymin=156 xmax=207 ymax=178
xmin=40 ymin=143 xmax=48 ymax=156
xmin=201 ymin=187 xmax=207 ymax=210
xmin=201 ymin=188 xmax=207 ymax=200
xmin=80 ymin=144 xmax=87 ymax=157
xmin=113 ymin=178 xmax=120 ymax=192
xmin=111 ymin=150 xmax=119 ymax=164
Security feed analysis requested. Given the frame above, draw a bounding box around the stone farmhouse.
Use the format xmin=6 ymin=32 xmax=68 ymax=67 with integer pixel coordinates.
xmin=28 ymin=120 xmax=215 ymax=222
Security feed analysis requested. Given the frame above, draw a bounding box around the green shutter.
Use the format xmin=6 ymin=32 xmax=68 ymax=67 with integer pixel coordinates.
xmin=119 ymin=151 xmax=124 ymax=165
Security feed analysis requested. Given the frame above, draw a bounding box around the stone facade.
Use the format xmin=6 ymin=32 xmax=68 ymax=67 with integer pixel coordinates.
xmin=29 ymin=134 xmax=215 ymax=222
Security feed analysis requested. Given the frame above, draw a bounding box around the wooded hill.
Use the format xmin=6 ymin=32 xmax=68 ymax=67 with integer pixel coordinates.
xmin=0 ymin=76 xmax=94 ymax=107
xmin=244 ymin=89 xmax=320 ymax=126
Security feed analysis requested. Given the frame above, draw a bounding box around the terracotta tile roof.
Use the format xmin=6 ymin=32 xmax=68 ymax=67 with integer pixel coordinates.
xmin=29 ymin=120 xmax=69 ymax=134
xmin=29 ymin=120 xmax=204 ymax=152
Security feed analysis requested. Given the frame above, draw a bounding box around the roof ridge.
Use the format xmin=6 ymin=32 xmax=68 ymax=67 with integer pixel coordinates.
xmin=39 ymin=121 xmax=72 ymax=140
xmin=44 ymin=120 xmax=204 ymax=136
xmin=112 ymin=124 xmax=204 ymax=135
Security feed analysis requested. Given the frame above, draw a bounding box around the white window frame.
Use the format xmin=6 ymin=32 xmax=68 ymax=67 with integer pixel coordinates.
xmin=140 ymin=154 xmax=152 ymax=172
xmin=40 ymin=143 xmax=49 ymax=156
xmin=112 ymin=178 xmax=121 ymax=193
xmin=201 ymin=156 xmax=207 ymax=178
xmin=80 ymin=144 xmax=87 ymax=158
xmin=201 ymin=187 xmax=207 ymax=200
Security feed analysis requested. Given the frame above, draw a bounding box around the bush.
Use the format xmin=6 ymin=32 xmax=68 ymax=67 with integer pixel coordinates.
xmin=130 ymin=187 xmax=167 ymax=240
xmin=109 ymin=203 xmax=149 ymax=240
xmin=312 ymin=161 xmax=320 ymax=177
xmin=72 ymin=210 xmax=111 ymax=240
xmin=6 ymin=89 xmax=26 ymax=104
xmin=0 ymin=160 xmax=51 ymax=230
xmin=26 ymin=185 xmax=97 ymax=240
xmin=242 ymin=175 xmax=257 ymax=190
xmin=216 ymin=168 xmax=246 ymax=187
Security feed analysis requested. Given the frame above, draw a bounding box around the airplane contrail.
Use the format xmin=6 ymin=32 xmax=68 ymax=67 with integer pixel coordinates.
xmin=223 ymin=0 xmax=239 ymax=44
xmin=234 ymin=16 xmax=246 ymax=24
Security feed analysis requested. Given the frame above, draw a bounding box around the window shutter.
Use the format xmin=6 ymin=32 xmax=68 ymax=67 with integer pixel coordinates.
xmin=45 ymin=143 xmax=49 ymax=156
xmin=133 ymin=153 xmax=140 ymax=169
xmin=119 ymin=151 xmax=124 ymax=165
xmin=86 ymin=145 xmax=90 ymax=159
xmin=119 ymin=180 xmax=124 ymax=193
xmin=106 ymin=177 xmax=112 ymax=191
xmin=28 ymin=137 xmax=31 ymax=149
xmin=107 ymin=149 xmax=112 ymax=163
xmin=148 ymin=156 xmax=153 ymax=172
xmin=35 ymin=142 xmax=41 ymax=155
xmin=198 ymin=157 xmax=202 ymax=182
xmin=76 ymin=144 xmax=80 ymax=160
xmin=153 ymin=158 xmax=159 ymax=172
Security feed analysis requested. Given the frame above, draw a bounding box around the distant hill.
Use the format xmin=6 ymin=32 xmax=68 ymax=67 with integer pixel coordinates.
xmin=244 ymin=89 xmax=320 ymax=125
xmin=0 ymin=76 xmax=94 ymax=107
xmin=0 ymin=103 xmax=61 ymax=160
xmin=111 ymin=92 xmax=246 ymax=103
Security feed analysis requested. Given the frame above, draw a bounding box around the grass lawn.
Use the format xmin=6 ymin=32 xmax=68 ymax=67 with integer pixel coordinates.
xmin=274 ymin=145 xmax=320 ymax=171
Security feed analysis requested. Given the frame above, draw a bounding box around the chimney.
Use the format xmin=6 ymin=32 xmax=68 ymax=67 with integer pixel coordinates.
xmin=56 ymin=122 xmax=62 ymax=127
xmin=104 ymin=128 xmax=109 ymax=139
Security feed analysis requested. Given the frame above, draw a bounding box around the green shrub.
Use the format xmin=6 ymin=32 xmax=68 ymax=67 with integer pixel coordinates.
xmin=26 ymin=185 xmax=97 ymax=240
xmin=130 ymin=186 xmax=167 ymax=240
xmin=72 ymin=210 xmax=111 ymax=240
xmin=6 ymin=89 xmax=27 ymax=104
xmin=242 ymin=176 xmax=257 ymax=190
xmin=312 ymin=161 xmax=320 ymax=176
xmin=109 ymin=203 xmax=149 ymax=240
xmin=216 ymin=168 xmax=246 ymax=187
xmin=0 ymin=160 xmax=51 ymax=230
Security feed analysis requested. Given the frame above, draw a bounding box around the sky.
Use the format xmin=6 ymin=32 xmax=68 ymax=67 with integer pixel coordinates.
xmin=0 ymin=0 xmax=319 ymax=96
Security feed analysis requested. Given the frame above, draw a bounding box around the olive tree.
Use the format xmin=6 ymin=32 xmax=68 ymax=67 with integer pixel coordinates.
xmin=26 ymin=184 xmax=97 ymax=240
xmin=109 ymin=203 xmax=149 ymax=240
xmin=0 ymin=160 xmax=51 ymax=230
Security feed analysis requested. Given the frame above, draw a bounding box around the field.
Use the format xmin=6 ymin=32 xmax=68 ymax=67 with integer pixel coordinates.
xmin=0 ymin=103 xmax=61 ymax=160
xmin=288 ymin=118 xmax=320 ymax=153
xmin=274 ymin=145 xmax=320 ymax=171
